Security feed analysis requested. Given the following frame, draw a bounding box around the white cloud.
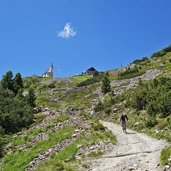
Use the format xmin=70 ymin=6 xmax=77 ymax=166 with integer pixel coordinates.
xmin=58 ymin=22 xmax=76 ymax=39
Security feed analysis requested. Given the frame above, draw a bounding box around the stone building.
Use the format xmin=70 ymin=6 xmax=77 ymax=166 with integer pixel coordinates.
xmin=85 ymin=67 xmax=98 ymax=75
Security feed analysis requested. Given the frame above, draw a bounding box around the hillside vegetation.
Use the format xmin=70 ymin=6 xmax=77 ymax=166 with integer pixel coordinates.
xmin=0 ymin=45 xmax=171 ymax=170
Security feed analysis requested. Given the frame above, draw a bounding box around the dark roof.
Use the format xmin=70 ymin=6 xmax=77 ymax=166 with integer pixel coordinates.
xmin=86 ymin=67 xmax=97 ymax=72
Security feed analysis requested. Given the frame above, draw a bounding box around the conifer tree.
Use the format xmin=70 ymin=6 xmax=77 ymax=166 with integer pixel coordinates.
xmin=0 ymin=71 xmax=36 ymax=133
xmin=26 ymin=88 xmax=36 ymax=107
xmin=101 ymin=73 xmax=111 ymax=94
xmin=13 ymin=73 xmax=23 ymax=94
xmin=1 ymin=71 xmax=13 ymax=90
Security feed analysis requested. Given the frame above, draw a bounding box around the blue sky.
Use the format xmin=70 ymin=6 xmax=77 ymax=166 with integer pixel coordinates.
xmin=0 ymin=0 xmax=171 ymax=78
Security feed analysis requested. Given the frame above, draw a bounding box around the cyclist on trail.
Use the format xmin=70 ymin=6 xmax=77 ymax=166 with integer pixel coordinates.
xmin=120 ymin=113 xmax=128 ymax=132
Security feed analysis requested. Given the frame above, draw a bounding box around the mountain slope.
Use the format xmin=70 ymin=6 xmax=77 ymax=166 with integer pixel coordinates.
xmin=1 ymin=45 xmax=171 ymax=170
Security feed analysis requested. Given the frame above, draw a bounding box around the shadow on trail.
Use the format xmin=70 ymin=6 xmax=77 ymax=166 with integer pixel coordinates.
xmin=125 ymin=132 xmax=136 ymax=135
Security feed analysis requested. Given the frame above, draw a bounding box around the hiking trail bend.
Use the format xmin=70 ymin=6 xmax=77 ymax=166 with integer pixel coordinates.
xmin=89 ymin=121 xmax=169 ymax=171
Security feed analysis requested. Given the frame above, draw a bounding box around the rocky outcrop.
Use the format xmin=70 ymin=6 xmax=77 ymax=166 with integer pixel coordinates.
xmin=5 ymin=109 xmax=62 ymax=154
xmin=91 ymin=69 xmax=162 ymax=112
xmin=30 ymin=109 xmax=62 ymax=130
xmin=25 ymin=116 xmax=91 ymax=171
xmin=14 ymin=121 xmax=68 ymax=152
xmin=5 ymin=108 xmax=90 ymax=155
xmin=25 ymin=131 xmax=80 ymax=171
xmin=111 ymin=69 xmax=162 ymax=95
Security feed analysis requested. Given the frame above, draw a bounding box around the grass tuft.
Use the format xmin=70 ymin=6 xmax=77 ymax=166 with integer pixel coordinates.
xmin=160 ymin=146 xmax=171 ymax=165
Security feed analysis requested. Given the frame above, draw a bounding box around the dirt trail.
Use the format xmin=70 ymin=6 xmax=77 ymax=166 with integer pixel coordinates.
xmin=89 ymin=121 xmax=169 ymax=171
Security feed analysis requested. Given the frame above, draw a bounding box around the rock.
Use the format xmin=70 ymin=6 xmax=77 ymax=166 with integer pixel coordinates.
xmin=133 ymin=164 xmax=138 ymax=168
xmin=74 ymin=129 xmax=80 ymax=133
xmin=44 ymin=107 xmax=49 ymax=111
xmin=87 ymin=109 xmax=94 ymax=115
xmin=64 ymin=158 xmax=70 ymax=162
xmin=75 ymin=155 xmax=82 ymax=160
xmin=72 ymin=134 xmax=77 ymax=138
xmin=5 ymin=142 xmax=13 ymax=150
xmin=113 ymin=108 xmax=118 ymax=112
xmin=164 ymin=165 xmax=170 ymax=169
xmin=77 ymin=144 xmax=83 ymax=148
xmin=110 ymin=69 xmax=162 ymax=95
xmin=90 ymin=146 xmax=95 ymax=150
xmin=33 ymin=107 xmax=42 ymax=113
xmin=48 ymin=148 xmax=52 ymax=152
xmin=128 ymin=166 xmax=135 ymax=170
xmin=134 ymin=122 xmax=140 ymax=126
xmin=92 ymin=99 xmax=97 ymax=103
xmin=168 ymin=156 xmax=171 ymax=161
xmin=154 ymin=129 xmax=160 ymax=134
xmin=156 ymin=163 xmax=160 ymax=168
xmin=76 ymin=152 xmax=82 ymax=156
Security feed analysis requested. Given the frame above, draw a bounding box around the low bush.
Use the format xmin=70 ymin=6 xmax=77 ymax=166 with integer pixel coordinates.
xmin=127 ymin=77 xmax=171 ymax=118
xmin=94 ymin=101 xmax=104 ymax=112
xmin=132 ymin=57 xmax=149 ymax=64
xmin=92 ymin=122 xmax=106 ymax=131
xmin=162 ymin=45 xmax=171 ymax=52
xmin=118 ymin=66 xmax=145 ymax=79
xmin=160 ymin=147 xmax=171 ymax=165
xmin=47 ymin=82 xmax=56 ymax=88
xmin=0 ymin=137 xmax=9 ymax=157
xmin=151 ymin=50 xmax=166 ymax=58
xmin=104 ymin=107 xmax=111 ymax=114
xmin=145 ymin=118 xmax=158 ymax=128
xmin=157 ymin=120 xmax=168 ymax=130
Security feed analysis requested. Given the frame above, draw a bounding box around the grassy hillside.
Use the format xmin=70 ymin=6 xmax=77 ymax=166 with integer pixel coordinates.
xmin=1 ymin=45 xmax=171 ymax=170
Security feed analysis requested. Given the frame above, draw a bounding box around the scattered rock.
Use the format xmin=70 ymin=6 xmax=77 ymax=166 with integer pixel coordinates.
xmin=164 ymin=165 xmax=170 ymax=169
xmin=25 ymin=132 xmax=81 ymax=171
xmin=168 ymin=155 xmax=171 ymax=162
xmin=72 ymin=134 xmax=78 ymax=138
xmin=113 ymin=108 xmax=118 ymax=113
xmin=128 ymin=166 xmax=135 ymax=171
xmin=110 ymin=69 xmax=162 ymax=95
xmin=134 ymin=122 xmax=140 ymax=126
xmin=156 ymin=163 xmax=160 ymax=168
xmin=76 ymin=141 xmax=114 ymax=157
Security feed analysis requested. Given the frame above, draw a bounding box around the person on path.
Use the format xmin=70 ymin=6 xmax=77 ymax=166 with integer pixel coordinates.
xmin=120 ymin=113 xmax=128 ymax=133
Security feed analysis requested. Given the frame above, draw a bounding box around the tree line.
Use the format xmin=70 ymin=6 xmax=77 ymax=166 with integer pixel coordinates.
xmin=0 ymin=71 xmax=36 ymax=134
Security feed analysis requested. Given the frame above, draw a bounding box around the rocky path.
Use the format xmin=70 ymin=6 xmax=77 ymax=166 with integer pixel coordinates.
xmin=89 ymin=121 xmax=169 ymax=171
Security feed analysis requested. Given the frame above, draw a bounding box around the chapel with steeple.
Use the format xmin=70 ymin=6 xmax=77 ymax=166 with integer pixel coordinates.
xmin=42 ymin=63 xmax=54 ymax=78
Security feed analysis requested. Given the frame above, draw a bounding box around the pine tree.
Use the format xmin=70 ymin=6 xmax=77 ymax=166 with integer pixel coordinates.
xmin=26 ymin=88 xmax=36 ymax=107
xmin=0 ymin=71 xmax=35 ymax=133
xmin=1 ymin=71 xmax=13 ymax=90
xmin=13 ymin=73 xmax=23 ymax=94
xmin=101 ymin=74 xmax=111 ymax=94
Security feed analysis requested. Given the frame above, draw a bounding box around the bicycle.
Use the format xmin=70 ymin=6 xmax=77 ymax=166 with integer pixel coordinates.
xmin=121 ymin=122 xmax=127 ymax=133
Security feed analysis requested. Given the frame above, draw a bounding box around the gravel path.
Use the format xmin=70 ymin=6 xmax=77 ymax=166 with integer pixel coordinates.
xmin=89 ymin=121 xmax=169 ymax=171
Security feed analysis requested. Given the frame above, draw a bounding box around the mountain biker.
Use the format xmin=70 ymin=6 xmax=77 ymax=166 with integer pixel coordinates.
xmin=120 ymin=113 xmax=128 ymax=132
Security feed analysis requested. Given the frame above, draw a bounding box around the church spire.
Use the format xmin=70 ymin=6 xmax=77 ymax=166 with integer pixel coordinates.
xmin=48 ymin=63 xmax=54 ymax=74
xmin=42 ymin=63 xmax=54 ymax=78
